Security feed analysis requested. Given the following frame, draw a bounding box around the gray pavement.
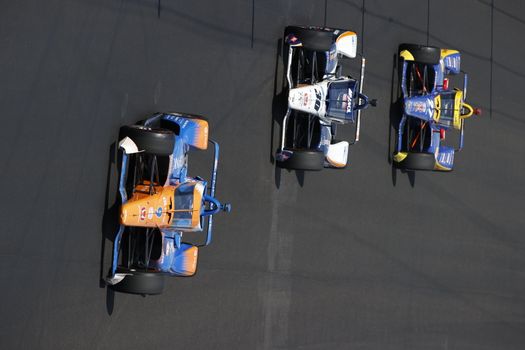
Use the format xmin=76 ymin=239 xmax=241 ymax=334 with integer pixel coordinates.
xmin=1 ymin=0 xmax=524 ymax=349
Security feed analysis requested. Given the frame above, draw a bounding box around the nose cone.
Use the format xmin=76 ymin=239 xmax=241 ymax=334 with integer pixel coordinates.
xmin=119 ymin=201 xmax=146 ymax=226
xmin=288 ymin=85 xmax=320 ymax=114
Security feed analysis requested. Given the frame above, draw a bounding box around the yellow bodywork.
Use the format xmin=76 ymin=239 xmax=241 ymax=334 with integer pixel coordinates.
xmin=433 ymin=91 xmax=474 ymax=129
xmin=400 ymin=50 xmax=415 ymax=61
xmin=393 ymin=152 xmax=408 ymax=162
xmin=434 ymin=161 xmax=452 ymax=171
xmin=433 ymin=94 xmax=442 ymax=122
xmin=440 ymin=49 xmax=459 ymax=58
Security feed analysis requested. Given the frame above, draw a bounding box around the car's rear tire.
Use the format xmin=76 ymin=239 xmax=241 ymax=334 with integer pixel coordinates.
xmin=111 ymin=270 xmax=165 ymax=295
xmin=399 ymin=43 xmax=441 ymax=65
xmin=285 ymin=26 xmax=339 ymax=51
xmin=120 ymin=125 xmax=174 ymax=156
xmin=277 ymin=149 xmax=324 ymax=171
xmin=396 ymin=152 xmax=436 ymax=171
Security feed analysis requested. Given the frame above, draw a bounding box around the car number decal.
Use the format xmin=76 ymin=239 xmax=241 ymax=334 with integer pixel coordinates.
xmin=314 ymin=89 xmax=322 ymax=111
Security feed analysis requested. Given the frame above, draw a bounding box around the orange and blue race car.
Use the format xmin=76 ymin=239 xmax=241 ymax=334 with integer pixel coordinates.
xmin=106 ymin=113 xmax=231 ymax=295
xmin=393 ymin=43 xmax=481 ymax=171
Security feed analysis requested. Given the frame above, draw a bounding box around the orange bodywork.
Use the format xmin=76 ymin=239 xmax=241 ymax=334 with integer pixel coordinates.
xmin=191 ymin=119 xmax=209 ymax=150
xmin=335 ymin=31 xmax=356 ymax=42
xmin=175 ymin=246 xmax=199 ymax=276
xmin=120 ymin=181 xmax=203 ymax=230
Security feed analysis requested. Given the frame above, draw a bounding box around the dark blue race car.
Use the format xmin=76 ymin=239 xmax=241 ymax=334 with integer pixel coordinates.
xmin=393 ymin=43 xmax=481 ymax=171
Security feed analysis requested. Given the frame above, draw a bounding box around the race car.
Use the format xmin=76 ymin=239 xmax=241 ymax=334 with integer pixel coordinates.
xmin=106 ymin=112 xmax=231 ymax=295
xmin=275 ymin=25 xmax=375 ymax=171
xmin=393 ymin=43 xmax=481 ymax=171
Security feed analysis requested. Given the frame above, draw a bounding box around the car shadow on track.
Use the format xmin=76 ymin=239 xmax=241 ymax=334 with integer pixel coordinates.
xmin=100 ymin=141 xmax=120 ymax=314
xmin=388 ymin=53 xmax=416 ymax=188
xmin=269 ymin=37 xmax=307 ymax=189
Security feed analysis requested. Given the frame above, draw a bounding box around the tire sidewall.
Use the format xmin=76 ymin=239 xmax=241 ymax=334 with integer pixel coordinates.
xmin=399 ymin=43 xmax=441 ymax=65
xmin=277 ymin=149 xmax=325 ymax=171
xmin=397 ymin=152 xmax=437 ymax=171
xmin=111 ymin=270 xmax=166 ymax=295
xmin=285 ymin=26 xmax=343 ymax=52
xmin=120 ymin=125 xmax=175 ymax=156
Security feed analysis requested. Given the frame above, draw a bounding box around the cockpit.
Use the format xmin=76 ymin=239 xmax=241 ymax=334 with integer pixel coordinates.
xmin=170 ymin=182 xmax=203 ymax=231
xmin=326 ymin=80 xmax=357 ymax=121
xmin=433 ymin=90 xmax=474 ymax=129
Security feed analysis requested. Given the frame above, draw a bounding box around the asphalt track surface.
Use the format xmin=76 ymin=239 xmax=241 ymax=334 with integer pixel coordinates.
xmin=1 ymin=1 xmax=525 ymax=349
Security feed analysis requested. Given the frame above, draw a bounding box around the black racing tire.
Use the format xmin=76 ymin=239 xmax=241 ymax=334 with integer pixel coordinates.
xmin=399 ymin=43 xmax=441 ymax=65
xmin=120 ymin=125 xmax=174 ymax=156
xmin=111 ymin=270 xmax=165 ymax=295
xmin=285 ymin=26 xmax=340 ymax=51
xmin=277 ymin=149 xmax=324 ymax=171
xmin=396 ymin=152 xmax=436 ymax=171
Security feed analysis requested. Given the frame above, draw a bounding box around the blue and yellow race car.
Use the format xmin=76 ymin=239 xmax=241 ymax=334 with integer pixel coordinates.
xmin=393 ymin=43 xmax=481 ymax=171
xmin=106 ymin=113 xmax=230 ymax=295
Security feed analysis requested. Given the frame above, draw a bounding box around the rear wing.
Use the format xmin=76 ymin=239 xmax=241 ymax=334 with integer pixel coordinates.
xmin=350 ymin=56 xmax=367 ymax=145
xmin=198 ymin=140 xmax=231 ymax=247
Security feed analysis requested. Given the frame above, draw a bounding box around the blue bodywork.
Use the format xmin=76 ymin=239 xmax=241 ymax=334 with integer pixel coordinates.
xmin=324 ymin=43 xmax=338 ymax=74
xmin=396 ymin=50 xmax=469 ymax=170
xmin=326 ymin=79 xmax=369 ymax=123
xmin=107 ymin=113 xmax=230 ymax=284
xmin=155 ymin=239 xmax=197 ymax=276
